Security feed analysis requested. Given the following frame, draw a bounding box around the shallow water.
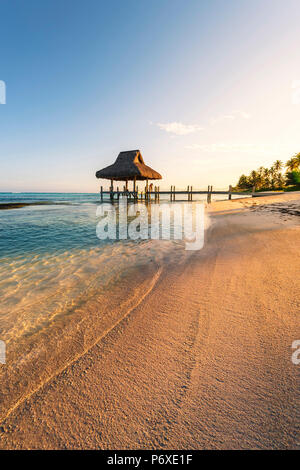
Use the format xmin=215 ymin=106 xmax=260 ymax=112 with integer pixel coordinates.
xmin=1 ymin=193 xmax=203 ymax=418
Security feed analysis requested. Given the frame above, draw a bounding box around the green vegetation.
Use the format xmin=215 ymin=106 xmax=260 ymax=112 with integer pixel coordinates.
xmin=235 ymin=153 xmax=300 ymax=192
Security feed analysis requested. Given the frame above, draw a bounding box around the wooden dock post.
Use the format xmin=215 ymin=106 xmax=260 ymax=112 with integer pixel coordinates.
xmin=206 ymin=185 xmax=213 ymax=204
xmin=100 ymin=186 xmax=103 ymax=201
xmin=187 ymin=186 xmax=190 ymax=201
xmin=207 ymin=185 xmax=210 ymax=204
xmin=145 ymin=178 xmax=149 ymax=200
xmin=228 ymin=185 xmax=232 ymax=200
xmin=170 ymin=185 xmax=173 ymax=201
xmin=190 ymin=186 xmax=193 ymax=201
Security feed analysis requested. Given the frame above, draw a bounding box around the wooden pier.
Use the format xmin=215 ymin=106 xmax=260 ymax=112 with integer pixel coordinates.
xmin=100 ymin=185 xmax=284 ymax=203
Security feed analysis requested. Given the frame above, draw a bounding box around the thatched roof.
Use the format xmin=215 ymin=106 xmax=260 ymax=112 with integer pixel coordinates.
xmin=95 ymin=150 xmax=162 ymax=181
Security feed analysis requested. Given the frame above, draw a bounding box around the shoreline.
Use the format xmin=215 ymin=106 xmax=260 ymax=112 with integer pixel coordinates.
xmin=0 ymin=202 xmax=72 ymax=210
xmin=0 ymin=202 xmax=50 ymax=210
xmin=0 ymin=193 xmax=299 ymax=449
xmin=1 ymin=190 xmax=300 ymax=210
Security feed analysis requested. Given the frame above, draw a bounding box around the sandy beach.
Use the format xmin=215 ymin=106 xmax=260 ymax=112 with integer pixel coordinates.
xmin=0 ymin=193 xmax=299 ymax=449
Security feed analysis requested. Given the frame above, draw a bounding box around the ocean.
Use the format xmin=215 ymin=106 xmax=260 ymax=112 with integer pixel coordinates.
xmin=0 ymin=190 xmax=250 ymax=420
xmin=0 ymin=192 xmax=195 ymax=419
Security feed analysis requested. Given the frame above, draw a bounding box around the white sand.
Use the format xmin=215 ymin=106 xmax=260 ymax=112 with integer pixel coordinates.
xmin=0 ymin=193 xmax=299 ymax=449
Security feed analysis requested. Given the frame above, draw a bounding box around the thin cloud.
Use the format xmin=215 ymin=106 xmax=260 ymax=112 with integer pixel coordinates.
xmin=185 ymin=143 xmax=279 ymax=154
xmin=156 ymin=121 xmax=204 ymax=136
xmin=153 ymin=111 xmax=250 ymax=135
xmin=210 ymin=111 xmax=251 ymax=125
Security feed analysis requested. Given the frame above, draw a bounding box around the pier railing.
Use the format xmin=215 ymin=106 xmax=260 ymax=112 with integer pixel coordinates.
xmin=100 ymin=185 xmax=283 ymax=203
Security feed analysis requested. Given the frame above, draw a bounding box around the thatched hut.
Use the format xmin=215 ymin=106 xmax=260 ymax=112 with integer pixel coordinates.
xmin=96 ymin=150 xmax=162 ymax=192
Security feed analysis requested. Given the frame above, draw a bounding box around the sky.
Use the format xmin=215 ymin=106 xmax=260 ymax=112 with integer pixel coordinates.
xmin=0 ymin=0 xmax=300 ymax=192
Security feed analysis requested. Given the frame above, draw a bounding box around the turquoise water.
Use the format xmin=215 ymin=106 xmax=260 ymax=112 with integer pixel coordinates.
xmin=0 ymin=193 xmax=192 ymax=417
xmin=0 ymin=197 xmax=105 ymax=259
xmin=0 ymin=192 xmax=200 ymax=258
xmin=0 ymin=191 xmax=199 ymax=258
xmin=0 ymin=192 xmax=100 ymax=204
xmin=0 ymin=191 xmax=245 ymax=418
xmin=1 ymin=193 xmax=181 ymax=337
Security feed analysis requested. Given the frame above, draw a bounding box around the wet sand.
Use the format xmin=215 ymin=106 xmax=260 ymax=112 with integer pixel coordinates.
xmin=0 ymin=193 xmax=299 ymax=449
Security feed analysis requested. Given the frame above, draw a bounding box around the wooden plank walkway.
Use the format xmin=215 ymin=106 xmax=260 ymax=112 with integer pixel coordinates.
xmin=100 ymin=185 xmax=284 ymax=203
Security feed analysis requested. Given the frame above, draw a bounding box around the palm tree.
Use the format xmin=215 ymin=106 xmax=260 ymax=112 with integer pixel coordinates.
xmin=250 ymin=170 xmax=260 ymax=189
xmin=270 ymin=160 xmax=283 ymax=189
xmin=269 ymin=165 xmax=283 ymax=189
xmin=294 ymin=152 xmax=300 ymax=166
xmin=237 ymin=174 xmax=251 ymax=190
xmin=263 ymin=167 xmax=271 ymax=188
xmin=274 ymin=160 xmax=283 ymax=172
xmin=286 ymin=157 xmax=299 ymax=172
xmin=256 ymin=167 xmax=266 ymax=189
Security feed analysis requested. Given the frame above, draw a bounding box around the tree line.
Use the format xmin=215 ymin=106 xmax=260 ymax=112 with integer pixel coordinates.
xmin=235 ymin=153 xmax=300 ymax=191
